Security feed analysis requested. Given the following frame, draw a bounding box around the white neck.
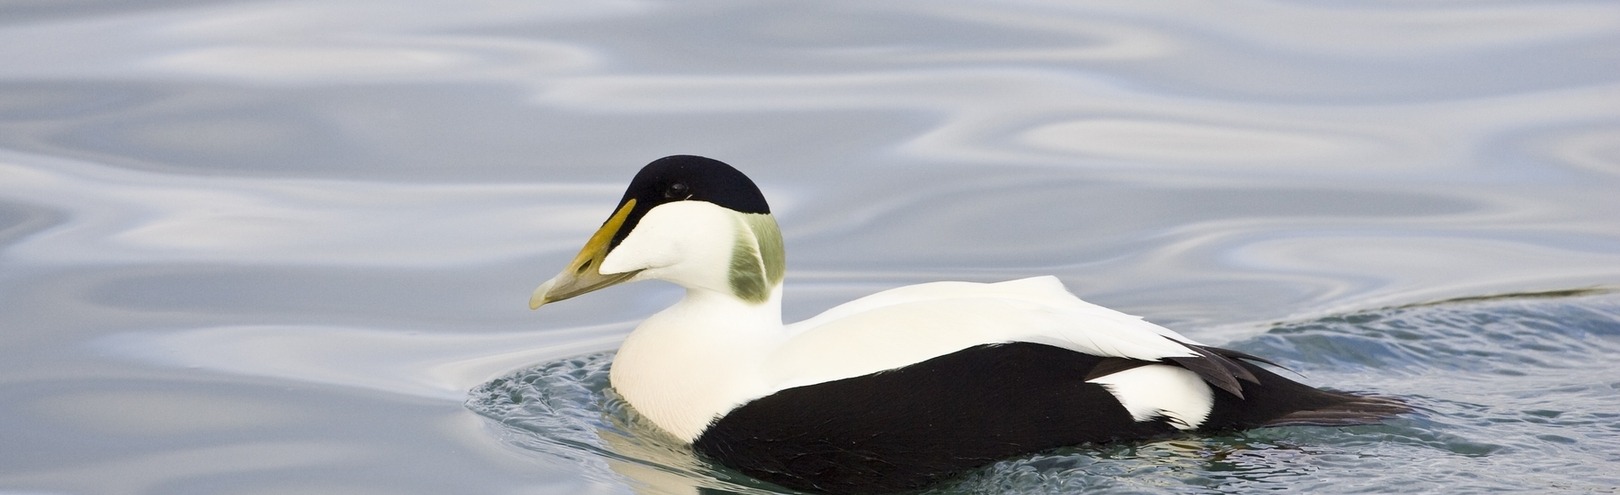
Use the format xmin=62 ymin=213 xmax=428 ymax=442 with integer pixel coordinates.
xmin=598 ymin=202 xmax=789 ymax=441
xmin=609 ymin=284 xmax=786 ymax=442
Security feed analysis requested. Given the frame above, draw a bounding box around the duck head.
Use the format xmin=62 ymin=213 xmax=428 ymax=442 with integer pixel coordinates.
xmin=530 ymin=155 xmax=785 ymax=309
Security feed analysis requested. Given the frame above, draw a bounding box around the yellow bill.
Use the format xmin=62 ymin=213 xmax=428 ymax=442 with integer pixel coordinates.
xmin=529 ymin=198 xmax=640 ymax=309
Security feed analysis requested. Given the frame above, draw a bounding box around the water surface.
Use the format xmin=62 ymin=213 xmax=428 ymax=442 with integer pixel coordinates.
xmin=2 ymin=1 xmax=1619 ymax=494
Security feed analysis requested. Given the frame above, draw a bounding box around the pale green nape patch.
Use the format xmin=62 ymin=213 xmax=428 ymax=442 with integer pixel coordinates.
xmin=729 ymin=213 xmax=786 ymax=303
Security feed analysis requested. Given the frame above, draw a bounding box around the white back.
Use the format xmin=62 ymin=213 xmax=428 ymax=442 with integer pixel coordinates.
xmin=765 ymin=276 xmax=1204 ymax=392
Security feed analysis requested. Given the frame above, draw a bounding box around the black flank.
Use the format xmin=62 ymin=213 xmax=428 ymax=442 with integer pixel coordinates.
xmin=693 ymin=343 xmax=1177 ymax=494
xmin=693 ymin=342 xmax=1408 ymax=494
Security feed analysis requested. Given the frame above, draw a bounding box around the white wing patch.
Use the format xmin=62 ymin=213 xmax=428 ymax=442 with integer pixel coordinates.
xmin=1087 ymin=364 xmax=1215 ymax=430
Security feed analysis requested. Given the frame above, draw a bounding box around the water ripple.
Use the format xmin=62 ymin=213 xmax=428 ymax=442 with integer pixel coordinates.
xmin=0 ymin=150 xmax=620 ymax=267
xmin=1018 ymin=118 xmax=1387 ymax=167
xmin=468 ymin=290 xmax=1620 ymax=494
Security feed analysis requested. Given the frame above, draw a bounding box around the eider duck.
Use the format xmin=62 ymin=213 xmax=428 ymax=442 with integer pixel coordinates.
xmin=529 ymin=155 xmax=1407 ymax=494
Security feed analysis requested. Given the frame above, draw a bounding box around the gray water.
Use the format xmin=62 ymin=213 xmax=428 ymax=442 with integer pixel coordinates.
xmin=3 ymin=1 xmax=1619 ymax=494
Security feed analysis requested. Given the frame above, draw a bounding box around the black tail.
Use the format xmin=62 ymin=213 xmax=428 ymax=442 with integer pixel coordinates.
xmin=1261 ymin=392 xmax=1411 ymax=427
xmin=1198 ymin=347 xmax=1409 ymax=430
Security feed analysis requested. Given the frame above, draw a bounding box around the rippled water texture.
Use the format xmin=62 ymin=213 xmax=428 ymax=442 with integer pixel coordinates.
xmin=470 ymin=292 xmax=1620 ymax=494
xmin=3 ymin=1 xmax=1619 ymax=494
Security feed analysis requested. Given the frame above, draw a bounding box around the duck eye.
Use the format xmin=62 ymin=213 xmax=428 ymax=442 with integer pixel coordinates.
xmin=664 ymin=182 xmax=691 ymax=199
